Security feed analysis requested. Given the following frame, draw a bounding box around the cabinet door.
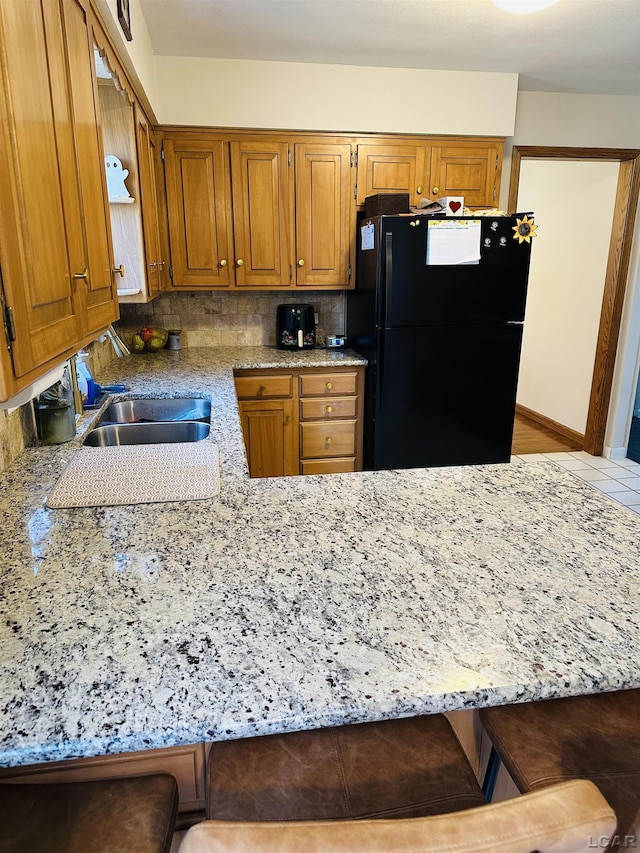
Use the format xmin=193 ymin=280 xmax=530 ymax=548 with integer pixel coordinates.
xmin=164 ymin=138 xmax=234 ymax=288
xmin=230 ymin=140 xmax=293 ymax=288
xmin=356 ymin=143 xmax=429 ymax=206
xmin=238 ymin=399 xmax=297 ymax=478
xmin=294 ymin=143 xmax=354 ymax=288
xmin=430 ymin=144 xmax=502 ymax=208
xmin=0 ymin=0 xmax=84 ymax=380
xmin=135 ymin=106 xmax=162 ymax=298
xmin=62 ymin=0 xmax=117 ymax=335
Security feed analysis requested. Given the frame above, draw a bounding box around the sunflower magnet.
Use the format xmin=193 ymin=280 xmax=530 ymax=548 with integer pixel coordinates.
xmin=512 ymin=214 xmax=538 ymax=244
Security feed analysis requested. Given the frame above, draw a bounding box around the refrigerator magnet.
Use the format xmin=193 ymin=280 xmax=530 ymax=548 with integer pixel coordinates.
xmin=512 ymin=214 xmax=538 ymax=243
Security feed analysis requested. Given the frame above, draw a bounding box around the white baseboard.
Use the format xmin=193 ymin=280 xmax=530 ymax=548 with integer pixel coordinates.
xmin=604 ymin=445 xmax=629 ymax=460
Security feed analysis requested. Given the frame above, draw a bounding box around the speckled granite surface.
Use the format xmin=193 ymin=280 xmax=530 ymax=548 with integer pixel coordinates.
xmin=1 ymin=347 xmax=639 ymax=768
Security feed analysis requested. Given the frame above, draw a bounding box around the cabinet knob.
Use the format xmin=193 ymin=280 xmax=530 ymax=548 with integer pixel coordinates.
xmin=417 ymin=186 xmax=423 ymax=195
xmin=259 ymin=385 xmax=266 ymax=393
xmin=235 ymin=258 xmax=244 ymax=267
xmin=111 ymin=264 xmax=125 ymax=278
xmin=72 ymin=268 xmax=90 ymax=287
xmin=219 ymin=259 xmax=228 ymax=267
xmin=326 ymin=382 xmax=333 ymax=391
xmin=148 ymin=261 xmax=157 ymax=269
xmin=432 ymin=186 xmax=440 ymax=195
xmin=284 ymin=415 xmax=291 ymax=424
xmin=326 ymin=436 xmax=333 ymax=445
xmin=297 ymin=259 xmax=305 ymax=267
xmin=326 ymin=405 xmax=333 ymax=413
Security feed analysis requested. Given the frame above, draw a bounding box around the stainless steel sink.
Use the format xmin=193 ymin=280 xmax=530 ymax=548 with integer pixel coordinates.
xmin=84 ymin=421 xmax=210 ymax=446
xmin=98 ymin=397 xmax=211 ymax=425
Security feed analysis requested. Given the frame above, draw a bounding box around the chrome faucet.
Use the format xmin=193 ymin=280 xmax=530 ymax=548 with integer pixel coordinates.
xmin=103 ymin=324 xmax=130 ymax=358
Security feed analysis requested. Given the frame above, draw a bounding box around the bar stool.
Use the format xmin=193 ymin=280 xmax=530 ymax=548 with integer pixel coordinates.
xmin=479 ymin=689 xmax=640 ymax=838
xmin=180 ymin=779 xmax=616 ymax=853
xmin=206 ymin=715 xmax=485 ymax=821
xmin=0 ymin=772 xmax=178 ymax=853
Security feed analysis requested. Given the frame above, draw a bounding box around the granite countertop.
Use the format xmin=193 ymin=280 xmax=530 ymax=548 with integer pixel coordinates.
xmin=1 ymin=346 xmax=639 ymax=768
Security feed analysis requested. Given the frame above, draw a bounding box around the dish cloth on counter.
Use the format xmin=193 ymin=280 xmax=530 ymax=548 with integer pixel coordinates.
xmin=47 ymin=442 xmax=220 ymax=508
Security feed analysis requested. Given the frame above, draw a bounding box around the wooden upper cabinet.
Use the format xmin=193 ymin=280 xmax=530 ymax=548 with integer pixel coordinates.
xmin=0 ymin=0 xmax=116 ymax=399
xmin=135 ymin=106 xmax=162 ymax=299
xmin=430 ymin=143 xmax=502 ymax=208
xmin=62 ymin=0 xmax=116 ymax=336
xmin=230 ymin=140 xmax=292 ymax=288
xmin=356 ymin=143 xmax=430 ymax=207
xmin=163 ymin=138 xmax=234 ymax=288
xmin=294 ymin=143 xmax=354 ymax=288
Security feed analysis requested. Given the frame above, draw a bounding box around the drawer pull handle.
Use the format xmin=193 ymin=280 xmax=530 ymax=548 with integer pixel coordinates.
xmin=284 ymin=415 xmax=291 ymax=424
xmin=326 ymin=405 xmax=333 ymax=413
xmin=259 ymin=385 xmax=267 ymax=393
xmin=326 ymin=437 xmax=332 ymax=445
xmin=326 ymin=382 xmax=333 ymax=391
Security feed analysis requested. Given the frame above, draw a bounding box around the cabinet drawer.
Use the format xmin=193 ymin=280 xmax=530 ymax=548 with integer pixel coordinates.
xmin=300 ymin=421 xmax=357 ymax=458
xmin=299 ymin=396 xmax=357 ymax=421
xmin=299 ymin=372 xmax=358 ymax=397
xmin=301 ymin=457 xmax=357 ymax=475
xmin=234 ymin=374 xmax=293 ymax=399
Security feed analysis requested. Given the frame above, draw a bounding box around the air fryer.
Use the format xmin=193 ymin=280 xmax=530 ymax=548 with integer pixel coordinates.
xmin=276 ymin=304 xmax=316 ymax=350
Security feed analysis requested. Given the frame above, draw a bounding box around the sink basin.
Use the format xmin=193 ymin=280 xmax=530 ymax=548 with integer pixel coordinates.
xmin=98 ymin=397 xmax=211 ymax=425
xmin=84 ymin=421 xmax=210 ymax=447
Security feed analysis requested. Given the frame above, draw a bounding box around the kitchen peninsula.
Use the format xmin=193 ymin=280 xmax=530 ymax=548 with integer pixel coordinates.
xmin=1 ymin=347 xmax=639 ymax=782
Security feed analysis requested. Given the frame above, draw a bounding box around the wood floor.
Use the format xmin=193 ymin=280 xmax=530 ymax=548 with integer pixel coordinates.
xmin=511 ymin=411 xmax=583 ymax=456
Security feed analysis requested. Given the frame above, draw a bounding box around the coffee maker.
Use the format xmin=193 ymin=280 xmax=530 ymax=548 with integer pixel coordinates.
xmin=276 ymin=304 xmax=316 ymax=350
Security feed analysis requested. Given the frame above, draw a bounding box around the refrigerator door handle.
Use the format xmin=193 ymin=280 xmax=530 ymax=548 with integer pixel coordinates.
xmin=383 ymin=232 xmax=393 ymax=328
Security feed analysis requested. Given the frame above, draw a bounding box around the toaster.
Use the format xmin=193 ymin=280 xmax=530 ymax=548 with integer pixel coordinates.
xmin=276 ymin=304 xmax=316 ymax=350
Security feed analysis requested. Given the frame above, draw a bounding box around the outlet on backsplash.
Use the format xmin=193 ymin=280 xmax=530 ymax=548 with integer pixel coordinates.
xmin=116 ymin=291 xmax=346 ymax=349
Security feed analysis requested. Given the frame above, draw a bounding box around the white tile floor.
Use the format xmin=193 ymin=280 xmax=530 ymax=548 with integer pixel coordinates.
xmin=512 ymin=450 xmax=640 ymax=515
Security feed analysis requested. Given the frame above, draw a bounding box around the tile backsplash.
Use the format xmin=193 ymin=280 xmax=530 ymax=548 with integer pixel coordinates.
xmin=0 ymin=404 xmax=36 ymax=474
xmin=0 ymin=336 xmax=116 ymax=473
xmin=117 ymin=291 xmax=346 ymax=348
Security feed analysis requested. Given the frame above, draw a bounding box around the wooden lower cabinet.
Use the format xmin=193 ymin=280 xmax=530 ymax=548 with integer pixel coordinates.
xmin=235 ymin=366 xmax=364 ymax=478
xmin=0 ymin=742 xmax=207 ymax=828
xmin=237 ymin=397 xmax=298 ymax=478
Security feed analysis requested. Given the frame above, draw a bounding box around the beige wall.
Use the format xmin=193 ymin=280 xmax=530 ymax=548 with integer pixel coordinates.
xmin=95 ymin=0 xmax=159 ymax=115
xmin=155 ymin=57 xmax=518 ymax=136
xmin=504 ymin=91 xmax=640 ymax=456
xmin=515 ymin=159 xmax=619 ymax=434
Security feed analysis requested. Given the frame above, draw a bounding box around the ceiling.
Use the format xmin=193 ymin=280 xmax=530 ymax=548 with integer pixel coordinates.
xmin=138 ymin=0 xmax=640 ymax=97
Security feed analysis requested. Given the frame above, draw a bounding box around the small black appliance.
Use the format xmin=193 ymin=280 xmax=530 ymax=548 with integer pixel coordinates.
xmin=276 ymin=304 xmax=316 ymax=350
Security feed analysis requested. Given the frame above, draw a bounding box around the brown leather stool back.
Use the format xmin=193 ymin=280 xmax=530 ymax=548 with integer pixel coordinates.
xmin=0 ymin=772 xmax=178 ymax=853
xmin=480 ymin=689 xmax=640 ymax=845
xmin=207 ymin=716 xmax=485 ymax=821
xmin=181 ymin=779 xmax=616 ymax=853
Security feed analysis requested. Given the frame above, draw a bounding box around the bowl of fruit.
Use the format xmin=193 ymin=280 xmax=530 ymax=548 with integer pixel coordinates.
xmin=130 ymin=327 xmax=169 ymax=353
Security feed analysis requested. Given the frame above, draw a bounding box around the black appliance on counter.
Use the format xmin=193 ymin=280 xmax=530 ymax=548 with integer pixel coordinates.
xmin=346 ymin=214 xmax=533 ymax=470
xmin=276 ymin=304 xmax=316 ymax=350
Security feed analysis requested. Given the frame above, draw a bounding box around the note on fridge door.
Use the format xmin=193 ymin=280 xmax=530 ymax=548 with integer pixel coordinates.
xmin=426 ymin=219 xmax=481 ymax=266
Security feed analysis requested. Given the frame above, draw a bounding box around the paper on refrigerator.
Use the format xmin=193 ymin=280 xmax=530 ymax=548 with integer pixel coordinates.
xmin=426 ymin=219 xmax=481 ymax=265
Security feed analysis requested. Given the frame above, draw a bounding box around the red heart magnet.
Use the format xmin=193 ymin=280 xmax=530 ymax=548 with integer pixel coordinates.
xmin=449 ymin=201 xmax=461 ymax=213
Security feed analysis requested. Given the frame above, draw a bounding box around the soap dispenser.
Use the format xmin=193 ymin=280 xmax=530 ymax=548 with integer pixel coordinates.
xmin=76 ymin=350 xmax=96 ymax=406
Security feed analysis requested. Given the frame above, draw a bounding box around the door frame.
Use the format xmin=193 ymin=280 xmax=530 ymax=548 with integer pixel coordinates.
xmin=508 ymin=146 xmax=640 ymax=456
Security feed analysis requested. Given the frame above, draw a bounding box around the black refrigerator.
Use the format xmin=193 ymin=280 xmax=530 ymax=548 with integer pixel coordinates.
xmin=346 ymin=214 xmax=533 ymax=470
